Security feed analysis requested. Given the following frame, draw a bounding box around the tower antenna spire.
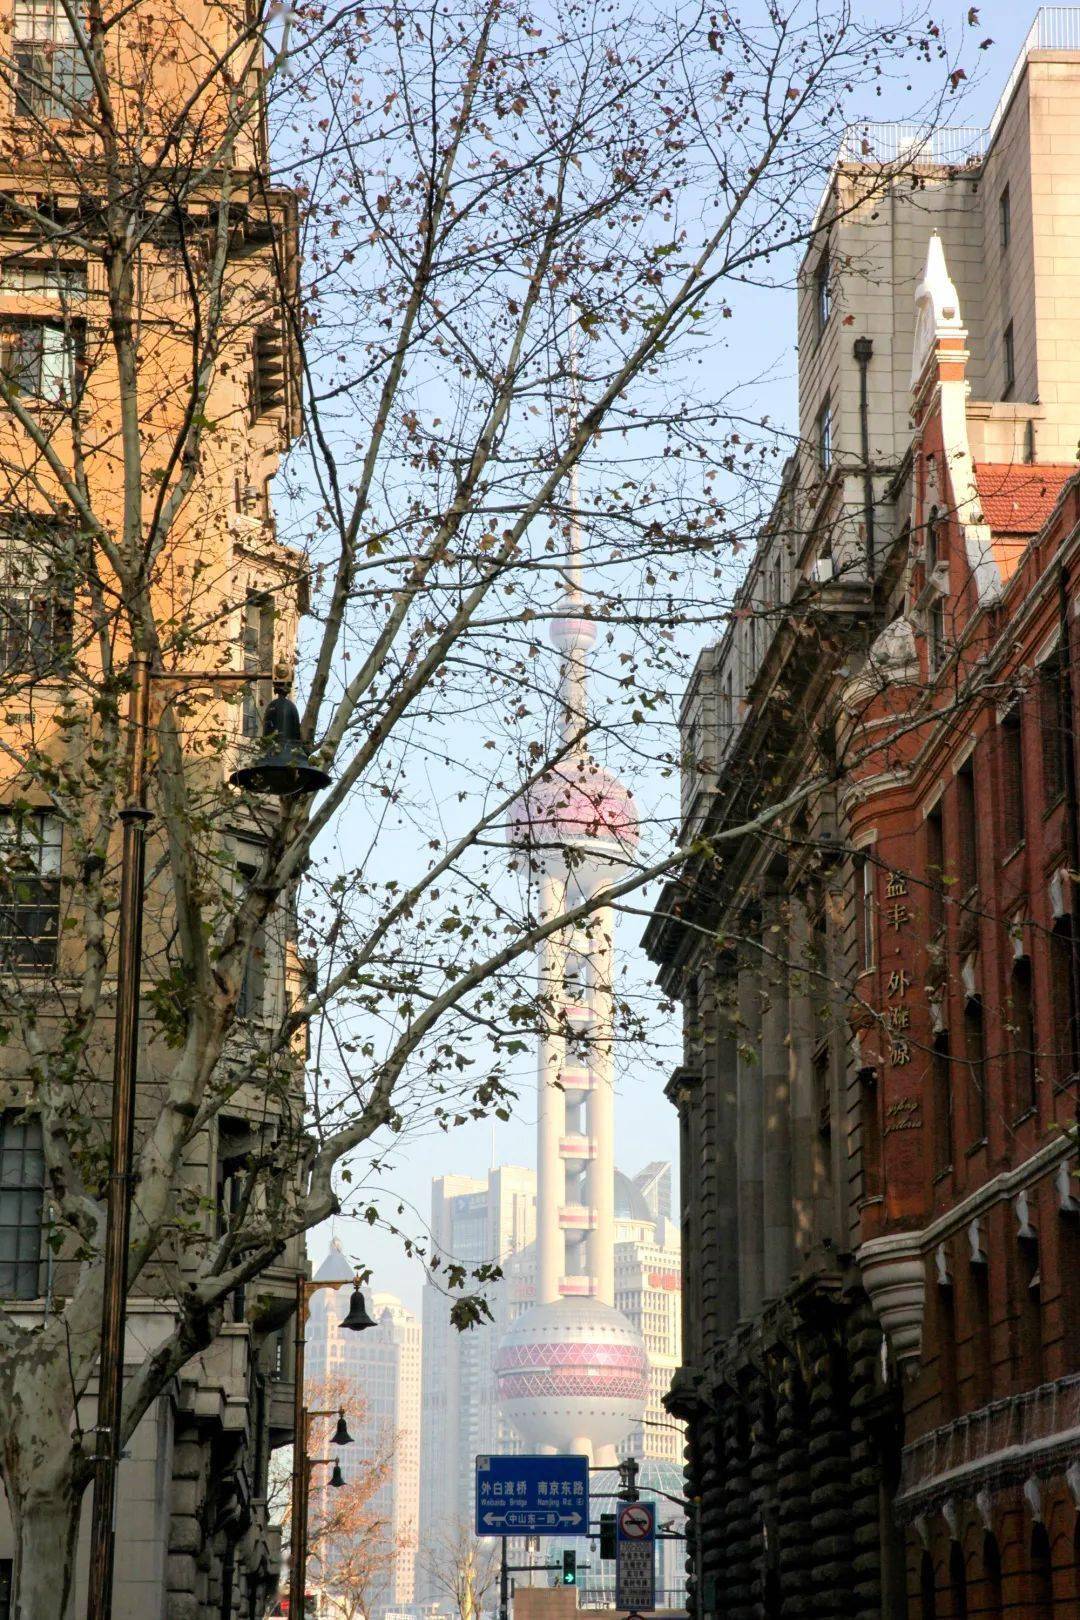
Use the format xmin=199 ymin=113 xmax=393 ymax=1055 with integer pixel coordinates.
xmin=553 ymin=305 xmax=594 ymax=746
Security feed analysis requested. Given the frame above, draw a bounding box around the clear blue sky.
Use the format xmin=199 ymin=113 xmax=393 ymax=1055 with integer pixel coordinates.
xmin=310 ymin=0 xmax=1044 ymax=1314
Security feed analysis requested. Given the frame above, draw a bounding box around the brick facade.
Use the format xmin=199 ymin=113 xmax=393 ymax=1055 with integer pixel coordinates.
xmin=645 ymin=19 xmax=1080 ymax=1619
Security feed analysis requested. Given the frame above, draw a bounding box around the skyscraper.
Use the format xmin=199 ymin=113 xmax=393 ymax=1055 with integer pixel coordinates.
xmin=308 ymin=1245 xmax=423 ymax=1615
xmin=418 ymin=1165 xmax=536 ymax=1581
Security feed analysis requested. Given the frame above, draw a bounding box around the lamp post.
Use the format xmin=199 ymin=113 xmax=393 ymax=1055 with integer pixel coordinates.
xmin=86 ymin=657 xmax=330 ymax=1620
xmin=289 ymin=1275 xmax=376 ymax=1617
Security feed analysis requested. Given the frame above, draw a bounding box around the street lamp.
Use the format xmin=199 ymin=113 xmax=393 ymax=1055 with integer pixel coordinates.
xmin=289 ymin=1273 xmax=375 ymax=1617
xmin=86 ymin=654 xmax=329 ymax=1620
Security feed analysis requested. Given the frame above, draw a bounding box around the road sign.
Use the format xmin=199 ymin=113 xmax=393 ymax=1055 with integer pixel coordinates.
xmin=474 ymin=1454 xmax=590 ymax=1537
xmin=616 ymin=1499 xmax=656 ymax=1610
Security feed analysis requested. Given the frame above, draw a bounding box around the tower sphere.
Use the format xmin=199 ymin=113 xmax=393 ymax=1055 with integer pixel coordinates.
xmin=495 ymin=1297 xmax=649 ymax=1452
xmin=508 ymin=754 xmax=639 ymax=854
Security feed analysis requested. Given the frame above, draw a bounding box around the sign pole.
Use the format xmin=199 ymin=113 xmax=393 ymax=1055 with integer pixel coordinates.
xmin=499 ymin=1535 xmax=509 ymax=1620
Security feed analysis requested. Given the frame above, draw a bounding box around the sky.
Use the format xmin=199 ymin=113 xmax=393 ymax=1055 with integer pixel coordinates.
xmin=307 ymin=0 xmax=1047 ymax=1315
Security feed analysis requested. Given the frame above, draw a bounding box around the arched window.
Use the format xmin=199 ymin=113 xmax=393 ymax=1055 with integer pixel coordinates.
xmin=949 ymin=1541 xmax=968 ymax=1619
xmin=920 ymin=1550 xmax=937 ymax=1620
xmin=1031 ymin=1523 xmax=1054 ymax=1618
xmin=983 ymin=1532 xmax=1003 ymax=1617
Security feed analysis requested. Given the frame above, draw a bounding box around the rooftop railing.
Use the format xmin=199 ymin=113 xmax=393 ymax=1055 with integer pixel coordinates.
xmin=989 ymin=6 xmax=1080 ymax=137
xmin=835 ymin=7 xmax=1080 ymax=176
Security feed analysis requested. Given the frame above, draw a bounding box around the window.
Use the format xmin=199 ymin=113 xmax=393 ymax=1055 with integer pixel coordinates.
xmin=815 ymin=251 xmax=830 ymax=336
xmin=241 ymin=593 xmax=274 ymax=738
xmin=999 ymin=184 xmax=1011 ymax=249
xmin=932 ymin=1030 xmax=953 ymax=1172
xmin=955 ymin=758 xmax=978 ymax=894
xmin=0 ymin=519 xmax=74 ymax=676
xmin=1040 ymin=648 xmax=1066 ymax=803
xmin=926 ymin=801 xmax=945 ymax=933
xmin=1051 ymin=917 xmax=1079 ymax=1086
xmin=929 ymin=593 xmax=946 ymax=673
xmin=854 ymin=851 xmax=874 ymax=973
xmin=252 ymin=325 xmax=287 ymax=420
xmin=1030 ymin=1525 xmax=1053 ymax=1620
xmin=1001 ymin=704 xmax=1025 ymax=848
xmin=0 ymin=320 xmax=79 ymax=404
xmin=964 ymin=996 xmax=986 ymax=1143
xmin=1002 ymin=320 xmax=1015 ymax=399
xmin=0 ymin=810 xmax=62 ymax=968
xmin=217 ymin=1126 xmax=249 ymax=1322
xmin=0 ymin=262 xmax=86 ymax=301
xmin=13 ymin=0 xmax=92 ymax=120
xmin=0 ymin=1111 xmax=44 ymax=1299
xmin=948 ymin=1543 xmax=968 ymax=1620
xmin=236 ymin=862 xmax=266 ymax=1020
xmin=817 ymin=396 xmax=832 ymax=472
xmin=1011 ymin=954 xmax=1037 ymax=1114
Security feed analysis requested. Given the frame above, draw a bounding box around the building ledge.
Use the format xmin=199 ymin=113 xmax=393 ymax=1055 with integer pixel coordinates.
xmin=897 ymin=1373 xmax=1080 ymax=1517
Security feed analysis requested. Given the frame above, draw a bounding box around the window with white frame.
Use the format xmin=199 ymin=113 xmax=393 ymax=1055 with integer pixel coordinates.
xmin=13 ymin=0 xmax=91 ymax=120
xmin=0 ymin=320 xmax=79 ymax=404
xmin=0 ymin=262 xmax=86 ymax=300
xmin=0 ymin=517 xmax=74 ymax=676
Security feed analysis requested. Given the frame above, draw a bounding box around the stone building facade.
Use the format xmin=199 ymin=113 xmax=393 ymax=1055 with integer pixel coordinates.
xmin=645 ymin=13 xmax=1080 ymax=1618
xmin=0 ymin=0 xmax=309 ymax=1612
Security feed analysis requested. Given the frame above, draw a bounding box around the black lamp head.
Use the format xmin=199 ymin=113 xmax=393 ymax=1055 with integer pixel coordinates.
xmin=332 ymin=1410 xmax=353 ymax=1447
xmin=340 ymin=1284 xmax=377 ymax=1333
xmin=229 ymin=683 xmax=332 ymax=799
xmin=330 ymin=1460 xmax=345 ymax=1489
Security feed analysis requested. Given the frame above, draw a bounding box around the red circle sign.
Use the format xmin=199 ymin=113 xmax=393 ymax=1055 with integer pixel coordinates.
xmin=619 ymin=1504 xmax=652 ymax=1538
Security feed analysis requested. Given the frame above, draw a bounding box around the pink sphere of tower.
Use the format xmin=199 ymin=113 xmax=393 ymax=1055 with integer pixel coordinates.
xmin=508 ymin=754 xmax=639 ymax=853
xmin=496 ymin=1298 xmax=649 ymax=1452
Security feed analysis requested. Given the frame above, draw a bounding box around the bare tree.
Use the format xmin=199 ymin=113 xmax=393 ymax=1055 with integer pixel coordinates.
xmin=0 ymin=0 xmax=970 ymax=1611
xmin=421 ymin=1520 xmax=502 ymax=1620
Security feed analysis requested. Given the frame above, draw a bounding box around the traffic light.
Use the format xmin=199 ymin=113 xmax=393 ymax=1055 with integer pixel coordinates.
xmin=599 ymin=1514 xmax=616 ymax=1560
xmin=562 ymin=1550 xmax=577 ymax=1586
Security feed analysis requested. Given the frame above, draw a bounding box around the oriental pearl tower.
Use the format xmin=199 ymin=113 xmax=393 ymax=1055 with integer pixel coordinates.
xmin=496 ymin=358 xmax=649 ymax=1465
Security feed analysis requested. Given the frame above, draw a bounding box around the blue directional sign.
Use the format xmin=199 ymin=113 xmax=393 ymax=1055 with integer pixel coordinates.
xmin=475 ymin=1454 xmax=590 ymax=1537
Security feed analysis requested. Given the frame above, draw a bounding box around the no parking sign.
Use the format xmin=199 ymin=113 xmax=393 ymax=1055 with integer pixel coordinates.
xmin=616 ymin=1500 xmax=656 ymax=1610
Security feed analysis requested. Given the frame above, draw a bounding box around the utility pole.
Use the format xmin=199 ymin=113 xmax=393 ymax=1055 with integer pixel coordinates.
xmin=86 ymin=651 xmax=153 ymax=1620
xmin=499 ymin=1536 xmax=509 ymax=1620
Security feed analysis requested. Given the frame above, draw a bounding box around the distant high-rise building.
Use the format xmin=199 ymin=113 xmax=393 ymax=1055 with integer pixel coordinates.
xmin=632 ymin=1161 xmax=672 ymax=1225
xmin=418 ymin=1167 xmax=536 ymax=1598
xmin=308 ymin=1245 xmax=422 ymax=1614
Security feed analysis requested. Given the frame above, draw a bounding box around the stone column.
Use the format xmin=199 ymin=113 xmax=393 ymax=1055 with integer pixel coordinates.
xmin=761 ymin=886 xmax=793 ymax=1299
xmin=700 ymin=958 xmax=741 ymax=1338
xmin=787 ymin=894 xmax=817 ymax=1263
xmin=736 ymin=938 xmax=764 ymax=1319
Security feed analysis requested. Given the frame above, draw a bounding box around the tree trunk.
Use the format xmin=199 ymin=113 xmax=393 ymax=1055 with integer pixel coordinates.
xmin=11 ymin=1486 xmax=82 ymax=1620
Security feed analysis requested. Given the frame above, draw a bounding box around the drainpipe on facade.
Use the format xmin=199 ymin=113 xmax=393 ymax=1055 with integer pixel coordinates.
xmin=1057 ymin=564 xmax=1080 ymax=1131
xmin=854 ymin=336 xmax=875 ymax=583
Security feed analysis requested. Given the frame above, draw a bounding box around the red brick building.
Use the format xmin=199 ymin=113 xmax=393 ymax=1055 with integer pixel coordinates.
xmin=646 ymin=27 xmax=1080 ymax=1613
xmin=849 ymin=235 xmax=1080 ymax=1615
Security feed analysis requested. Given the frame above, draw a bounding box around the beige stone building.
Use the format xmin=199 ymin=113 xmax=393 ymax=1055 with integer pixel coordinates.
xmin=0 ymin=0 xmax=310 ymax=1613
